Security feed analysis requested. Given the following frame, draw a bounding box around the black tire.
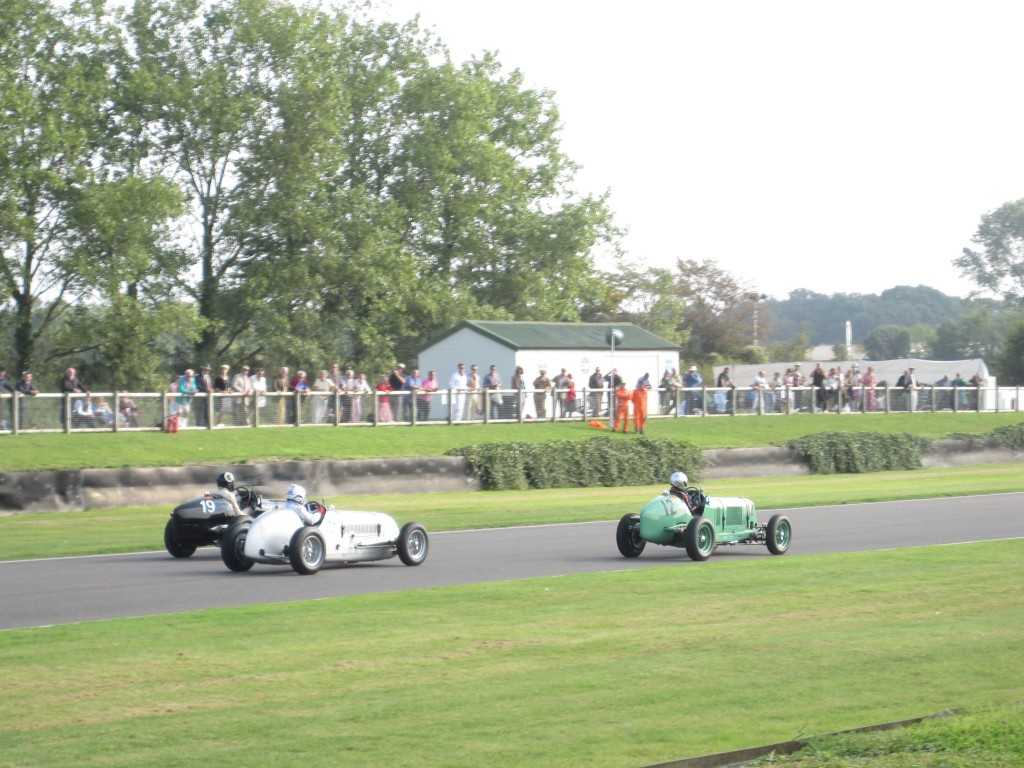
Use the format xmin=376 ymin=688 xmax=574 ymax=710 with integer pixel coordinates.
xmin=397 ymin=522 xmax=429 ymax=566
xmin=683 ymin=516 xmax=716 ymax=561
xmin=289 ymin=527 xmax=326 ymax=575
xmin=226 ymin=514 xmax=253 ymax=532
xmin=766 ymin=514 xmax=792 ymax=555
xmin=164 ymin=518 xmax=197 ymax=558
xmin=616 ymin=514 xmax=645 ymax=558
xmin=221 ymin=521 xmax=254 ymax=572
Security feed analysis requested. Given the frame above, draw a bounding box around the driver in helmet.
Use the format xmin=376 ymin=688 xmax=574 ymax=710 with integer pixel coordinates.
xmin=209 ymin=471 xmax=243 ymax=515
xmin=285 ymin=483 xmax=324 ymax=525
xmin=668 ymin=471 xmax=699 ymax=513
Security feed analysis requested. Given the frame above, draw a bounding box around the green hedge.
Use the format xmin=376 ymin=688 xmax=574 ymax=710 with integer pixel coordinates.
xmin=783 ymin=431 xmax=931 ymax=474
xmin=447 ymin=437 xmax=706 ymax=491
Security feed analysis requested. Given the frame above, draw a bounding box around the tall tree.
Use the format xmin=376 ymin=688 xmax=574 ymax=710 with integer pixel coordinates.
xmin=862 ymin=324 xmax=911 ymax=359
xmin=956 ymin=199 xmax=1024 ymax=305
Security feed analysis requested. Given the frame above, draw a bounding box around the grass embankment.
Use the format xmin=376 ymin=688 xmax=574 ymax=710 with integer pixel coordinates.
xmin=4 ymin=411 xmax=1023 ymax=472
xmin=1 ymin=541 xmax=1021 ymax=767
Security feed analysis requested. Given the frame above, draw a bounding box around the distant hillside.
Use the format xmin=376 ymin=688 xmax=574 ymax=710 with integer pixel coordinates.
xmin=763 ymin=285 xmax=970 ymax=345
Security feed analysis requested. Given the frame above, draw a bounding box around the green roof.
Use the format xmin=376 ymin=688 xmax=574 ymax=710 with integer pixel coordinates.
xmin=421 ymin=321 xmax=678 ymax=352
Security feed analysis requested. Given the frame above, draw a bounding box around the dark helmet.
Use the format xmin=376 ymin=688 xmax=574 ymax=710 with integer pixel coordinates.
xmin=216 ymin=471 xmax=235 ymax=492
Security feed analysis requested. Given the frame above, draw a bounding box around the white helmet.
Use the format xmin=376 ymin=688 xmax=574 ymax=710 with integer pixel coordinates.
xmin=669 ymin=472 xmax=688 ymax=490
xmin=286 ymin=484 xmax=306 ymax=504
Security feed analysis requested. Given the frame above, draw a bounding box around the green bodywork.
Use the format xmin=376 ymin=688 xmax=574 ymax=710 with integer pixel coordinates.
xmin=638 ymin=491 xmax=759 ymax=547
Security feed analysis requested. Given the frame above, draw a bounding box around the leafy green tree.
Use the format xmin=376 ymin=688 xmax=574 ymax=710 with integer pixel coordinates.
xmin=610 ymin=265 xmax=690 ymax=347
xmin=993 ymin=315 xmax=1024 ymax=385
xmin=956 ymin=199 xmax=1024 ymax=304
xmin=862 ymin=324 xmax=911 ymax=359
xmin=672 ymin=259 xmax=764 ymax=361
xmin=930 ymin=303 xmax=1014 ymax=361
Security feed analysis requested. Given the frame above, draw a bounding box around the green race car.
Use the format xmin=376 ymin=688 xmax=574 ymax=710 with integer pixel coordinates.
xmin=616 ymin=473 xmax=792 ymax=562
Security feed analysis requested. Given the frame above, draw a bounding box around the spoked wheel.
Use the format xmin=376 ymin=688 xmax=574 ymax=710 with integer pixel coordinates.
xmin=683 ymin=516 xmax=716 ymax=561
xmin=289 ymin=527 xmax=326 ymax=575
xmin=397 ymin=522 xmax=429 ymax=566
xmin=221 ymin=521 xmax=254 ymax=572
xmin=766 ymin=514 xmax=792 ymax=555
xmin=616 ymin=514 xmax=645 ymax=558
xmin=164 ymin=519 xmax=196 ymax=558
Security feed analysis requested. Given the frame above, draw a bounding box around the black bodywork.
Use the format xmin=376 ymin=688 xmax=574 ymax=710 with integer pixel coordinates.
xmin=164 ymin=487 xmax=263 ymax=558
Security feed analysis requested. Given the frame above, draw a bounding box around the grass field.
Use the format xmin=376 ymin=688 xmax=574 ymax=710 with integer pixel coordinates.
xmin=3 ymin=411 xmax=1022 ymax=472
xmin=1 ymin=412 xmax=1021 ymax=766
xmin=0 ymin=541 xmax=1021 ymax=767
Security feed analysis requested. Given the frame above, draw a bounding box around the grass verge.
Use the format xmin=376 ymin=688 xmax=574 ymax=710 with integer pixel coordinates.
xmin=3 ymin=412 xmax=1023 ymax=472
xmin=0 ymin=540 xmax=1021 ymax=767
xmin=2 ymin=463 xmax=1023 ymax=561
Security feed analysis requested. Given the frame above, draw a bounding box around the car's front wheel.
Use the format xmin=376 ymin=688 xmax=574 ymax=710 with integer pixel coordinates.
xmin=683 ymin=516 xmax=715 ymax=561
xmin=765 ymin=514 xmax=792 ymax=555
xmin=616 ymin=514 xmax=645 ymax=557
xmin=397 ymin=522 xmax=429 ymax=566
xmin=289 ymin=527 xmax=326 ymax=575
xmin=164 ymin=519 xmax=196 ymax=558
xmin=221 ymin=521 xmax=254 ymax=572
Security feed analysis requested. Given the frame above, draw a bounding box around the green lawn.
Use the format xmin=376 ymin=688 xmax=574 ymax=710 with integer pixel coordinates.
xmin=3 ymin=411 xmax=1022 ymax=472
xmin=0 ymin=541 xmax=1020 ymax=767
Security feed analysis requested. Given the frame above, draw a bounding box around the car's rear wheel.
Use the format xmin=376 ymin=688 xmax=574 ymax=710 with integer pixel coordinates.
xmin=221 ymin=521 xmax=254 ymax=572
xmin=164 ymin=519 xmax=196 ymax=558
xmin=616 ymin=514 xmax=645 ymax=557
xmin=765 ymin=514 xmax=792 ymax=555
xmin=683 ymin=516 xmax=715 ymax=561
xmin=289 ymin=527 xmax=325 ymax=575
xmin=397 ymin=522 xmax=429 ymax=566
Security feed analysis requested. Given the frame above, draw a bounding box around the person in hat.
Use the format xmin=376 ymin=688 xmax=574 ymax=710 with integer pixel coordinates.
xmin=683 ymin=365 xmax=703 ymax=415
xmin=532 ymin=368 xmax=552 ymax=419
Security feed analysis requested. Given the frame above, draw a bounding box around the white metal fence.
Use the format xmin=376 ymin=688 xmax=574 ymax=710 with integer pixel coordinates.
xmin=0 ymin=384 xmax=1019 ymax=434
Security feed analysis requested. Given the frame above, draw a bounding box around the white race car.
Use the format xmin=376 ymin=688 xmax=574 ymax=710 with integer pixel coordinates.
xmin=220 ymin=487 xmax=429 ymax=575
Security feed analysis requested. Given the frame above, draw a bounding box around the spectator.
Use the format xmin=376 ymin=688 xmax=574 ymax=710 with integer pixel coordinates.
xmin=791 ymin=363 xmax=805 ymax=411
xmin=250 ymin=366 xmax=268 ymax=418
xmin=350 ymin=372 xmax=372 ymax=423
xmin=311 ymin=369 xmax=333 ymax=423
xmin=290 ymin=369 xmax=309 ymax=421
xmin=511 ymin=365 xmax=526 ymax=418
xmin=768 ymin=372 xmax=783 ymax=413
xmin=404 ymin=368 xmax=423 ymax=422
xmin=565 ymin=373 xmax=577 ymax=414
xmin=119 ymin=394 xmax=140 ymax=428
xmin=327 ymin=363 xmax=347 ymax=422
xmin=231 ymin=365 xmax=254 ymax=425
xmin=174 ymin=368 xmax=197 ymax=427
xmin=467 ymin=364 xmax=483 ymax=420
xmin=683 ymin=365 xmax=703 ymax=415
xmin=214 ymin=364 xmax=232 ymax=427
xmin=715 ymin=366 xmax=734 ymax=414
xmin=552 ymin=368 xmax=570 ymax=418
xmin=94 ymin=397 xmax=115 ymax=426
xmin=861 ymin=365 xmax=878 ymax=412
xmin=750 ymin=370 xmax=767 ymax=412
xmin=388 ymin=364 xmax=406 ymax=419
xmin=375 ymin=375 xmax=394 ymax=422
xmin=73 ymin=394 xmax=98 ymax=429
xmin=15 ymin=370 xmax=39 ymax=428
xmin=420 ymin=370 xmax=439 ymax=421
xmin=58 ymin=367 xmax=86 ymax=429
xmin=935 ymin=373 xmax=952 ymax=411
xmin=272 ymin=366 xmax=290 ymax=424
xmin=533 ymin=369 xmax=552 ymax=419
xmin=195 ymin=363 xmax=213 ymax=427
xmin=483 ymin=364 xmax=503 ymax=419
xmin=448 ymin=363 xmax=468 ymax=422
xmin=823 ymin=368 xmax=839 ymax=412
xmin=0 ymin=365 xmax=15 ymax=430
xmin=588 ymin=366 xmax=604 ymax=417
xmin=844 ymin=365 xmax=861 ymax=411
xmin=632 ymin=374 xmax=651 ymax=434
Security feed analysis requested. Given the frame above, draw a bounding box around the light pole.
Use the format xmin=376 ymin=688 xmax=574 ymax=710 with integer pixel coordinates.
xmin=605 ymin=327 xmax=623 ymax=428
xmin=747 ymin=293 xmax=767 ymax=347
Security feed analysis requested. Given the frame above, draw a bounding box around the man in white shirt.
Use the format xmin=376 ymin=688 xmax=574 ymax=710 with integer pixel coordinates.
xmin=448 ymin=363 xmax=468 ymax=422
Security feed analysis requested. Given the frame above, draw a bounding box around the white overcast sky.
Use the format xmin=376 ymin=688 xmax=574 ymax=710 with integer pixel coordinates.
xmin=374 ymin=0 xmax=1024 ymax=299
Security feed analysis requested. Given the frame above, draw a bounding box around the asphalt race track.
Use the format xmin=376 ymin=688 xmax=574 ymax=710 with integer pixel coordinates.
xmin=2 ymin=493 xmax=1022 ymax=631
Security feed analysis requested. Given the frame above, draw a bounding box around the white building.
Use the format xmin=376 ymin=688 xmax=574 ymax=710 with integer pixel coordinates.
xmin=416 ymin=320 xmax=680 ymax=418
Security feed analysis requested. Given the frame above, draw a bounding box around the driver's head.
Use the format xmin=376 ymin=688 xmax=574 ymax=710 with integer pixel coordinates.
xmin=217 ymin=471 xmax=235 ymax=491
xmin=286 ymin=484 xmax=306 ymax=505
xmin=669 ymin=471 xmax=688 ymax=491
